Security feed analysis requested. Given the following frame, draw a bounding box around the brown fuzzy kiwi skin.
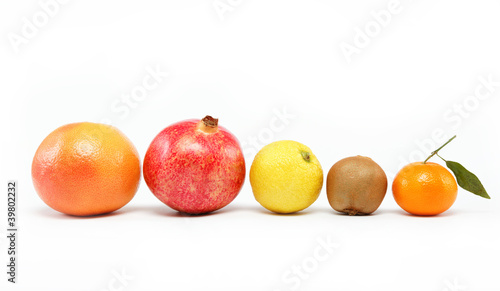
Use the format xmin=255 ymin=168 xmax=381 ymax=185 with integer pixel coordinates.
xmin=326 ymin=156 xmax=388 ymax=215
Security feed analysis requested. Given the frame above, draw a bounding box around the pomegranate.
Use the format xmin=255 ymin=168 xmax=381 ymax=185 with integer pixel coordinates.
xmin=143 ymin=116 xmax=246 ymax=214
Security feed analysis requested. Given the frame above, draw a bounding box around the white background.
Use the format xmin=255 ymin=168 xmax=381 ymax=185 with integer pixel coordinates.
xmin=1 ymin=0 xmax=500 ymax=290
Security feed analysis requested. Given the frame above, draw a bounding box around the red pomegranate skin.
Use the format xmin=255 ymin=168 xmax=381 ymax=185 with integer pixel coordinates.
xmin=143 ymin=118 xmax=245 ymax=214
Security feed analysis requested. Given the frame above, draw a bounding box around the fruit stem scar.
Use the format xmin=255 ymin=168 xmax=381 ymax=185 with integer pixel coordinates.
xmin=344 ymin=209 xmax=361 ymax=216
xmin=423 ymin=135 xmax=456 ymax=164
xmin=197 ymin=115 xmax=219 ymax=134
xmin=301 ymin=151 xmax=311 ymax=162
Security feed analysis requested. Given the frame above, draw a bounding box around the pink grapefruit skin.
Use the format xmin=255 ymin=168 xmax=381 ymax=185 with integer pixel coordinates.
xmin=143 ymin=117 xmax=245 ymax=214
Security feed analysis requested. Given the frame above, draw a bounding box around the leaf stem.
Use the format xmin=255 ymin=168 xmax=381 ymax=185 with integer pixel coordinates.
xmin=423 ymin=135 xmax=456 ymax=164
xmin=436 ymin=153 xmax=447 ymax=162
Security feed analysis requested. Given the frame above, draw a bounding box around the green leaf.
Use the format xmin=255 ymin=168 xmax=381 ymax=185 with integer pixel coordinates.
xmin=446 ymin=161 xmax=490 ymax=199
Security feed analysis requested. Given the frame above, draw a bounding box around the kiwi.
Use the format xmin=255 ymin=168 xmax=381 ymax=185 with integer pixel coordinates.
xmin=326 ymin=156 xmax=387 ymax=215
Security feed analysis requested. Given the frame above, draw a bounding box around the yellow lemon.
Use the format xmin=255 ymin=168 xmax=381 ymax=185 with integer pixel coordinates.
xmin=250 ymin=140 xmax=323 ymax=214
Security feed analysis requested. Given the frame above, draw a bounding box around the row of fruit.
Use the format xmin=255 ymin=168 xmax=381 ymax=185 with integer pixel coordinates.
xmin=32 ymin=116 xmax=489 ymax=218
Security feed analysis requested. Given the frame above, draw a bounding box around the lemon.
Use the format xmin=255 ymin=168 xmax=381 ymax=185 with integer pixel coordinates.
xmin=249 ymin=140 xmax=323 ymax=214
